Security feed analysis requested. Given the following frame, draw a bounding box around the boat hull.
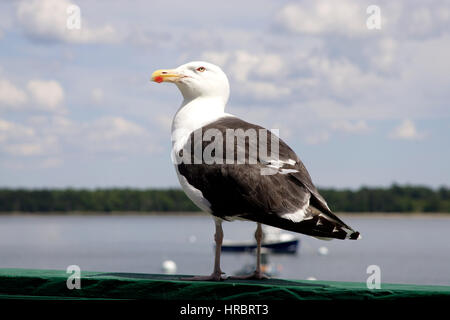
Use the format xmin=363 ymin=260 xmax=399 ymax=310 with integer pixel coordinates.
xmin=221 ymin=239 xmax=299 ymax=254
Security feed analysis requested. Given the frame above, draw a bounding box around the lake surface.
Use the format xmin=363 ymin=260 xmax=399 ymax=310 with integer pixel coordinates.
xmin=0 ymin=215 xmax=449 ymax=285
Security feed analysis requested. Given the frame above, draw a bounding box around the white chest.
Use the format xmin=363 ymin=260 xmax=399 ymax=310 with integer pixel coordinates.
xmin=171 ymin=97 xmax=230 ymax=214
xmin=171 ymin=97 xmax=230 ymax=153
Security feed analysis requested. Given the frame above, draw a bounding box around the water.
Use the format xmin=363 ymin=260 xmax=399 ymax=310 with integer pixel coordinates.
xmin=0 ymin=215 xmax=449 ymax=285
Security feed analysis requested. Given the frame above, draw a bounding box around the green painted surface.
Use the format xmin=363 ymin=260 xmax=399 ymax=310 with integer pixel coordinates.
xmin=0 ymin=268 xmax=449 ymax=300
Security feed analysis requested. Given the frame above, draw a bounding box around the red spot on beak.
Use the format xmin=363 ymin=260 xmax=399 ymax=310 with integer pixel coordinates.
xmin=154 ymin=76 xmax=164 ymax=83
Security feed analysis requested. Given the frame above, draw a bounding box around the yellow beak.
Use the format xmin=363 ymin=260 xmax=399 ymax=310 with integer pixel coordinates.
xmin=151 ymin=69 xmax=183 ymax=83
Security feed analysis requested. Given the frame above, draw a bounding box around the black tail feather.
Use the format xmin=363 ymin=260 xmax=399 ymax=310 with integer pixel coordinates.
xmin=243 ymin=212 xmax=361 ymax=240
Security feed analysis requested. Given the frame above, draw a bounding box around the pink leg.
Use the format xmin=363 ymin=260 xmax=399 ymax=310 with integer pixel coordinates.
xmin=229 ymin=223 xmax=269 ymax=280
xmin=181 ymin=218 xmax=226 ymax=281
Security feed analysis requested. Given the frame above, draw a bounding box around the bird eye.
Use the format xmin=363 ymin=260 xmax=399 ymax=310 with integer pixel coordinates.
xmin=196 ymin=66 xmax=206 ymax=72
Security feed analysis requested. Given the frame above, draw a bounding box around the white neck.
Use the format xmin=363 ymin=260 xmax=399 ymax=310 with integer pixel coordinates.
xmin=171 ymin=96 xmax=231 ymax=151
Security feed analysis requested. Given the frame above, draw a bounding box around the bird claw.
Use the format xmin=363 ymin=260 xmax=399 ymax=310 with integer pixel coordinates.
xmin=228 ymin=270 xmax=270 ymax=280
xmin=180 ymin=272 xmax=227 ymax=281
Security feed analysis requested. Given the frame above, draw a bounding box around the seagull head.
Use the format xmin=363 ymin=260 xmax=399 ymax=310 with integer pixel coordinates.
xmin=151 ymin=61 xmax=230 ymax=103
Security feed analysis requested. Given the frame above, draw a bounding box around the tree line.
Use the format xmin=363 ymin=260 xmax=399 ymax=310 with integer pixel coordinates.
xmin=0 ymin=185 xmax=448 ymax=213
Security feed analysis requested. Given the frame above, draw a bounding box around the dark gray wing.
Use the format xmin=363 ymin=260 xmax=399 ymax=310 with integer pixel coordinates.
xmin=177 ymin=116 xmax=360 ymax=240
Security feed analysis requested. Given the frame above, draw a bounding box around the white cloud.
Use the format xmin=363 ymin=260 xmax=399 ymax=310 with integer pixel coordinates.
xmin=1 ymin=115 xmax=155 ymax=160
xmin=197 ymin=16 xmax=450 ymax=138
xmin=275 ymin=1 xmax=367 ymax=37
xmin=0 ymin=78 xmax=28 ymax=107
xmin=203 ymin=47 xmax=386 ymax=104
xmin=3 ymin=143 xmax=40 ymax=156
xmin=229 ymin=50 xmax=287 ymax=81
xmin=87 ymin=117 xmax=146 ymax=140
xmin=91 ymin=88 xmax=104 ymax=103
xmin=80 ymin=116 xmax=153 ymax=153
xmin=331 ymin=120 xmax=370 ymax=134
xmin=304 ymin=131 xmax=330 ymax=145
xmin=0 ymin=74 xmax=67 ymax=113
xmin=153 ymin=114 xmax=173 ymax=131
xmin=40 ymin=157 xmax=63 ymax=168
xmin=403 ymin=4 xmax=450 ymax=39
xmin=202 ymin=50 xmax=290 ymax=100
xmin=27 ymin=80 xmax=65 ymax=112
xmin=16 ymin=0 xmax=118 ymax=44
xmin=201 ymin=52 xmax=231 ymax=68
xmin=26 ymin=115 xmax=75 ymax=140
xmin=0 ymin=118 xmax=58 ymax=156
xmin=307 ymin=56 xmax=385 ymax=100
xmin=366 ymin=37 xmax=397 ymax=71
xmin=389 ymin=119 xmax=426 ymax=140
xmin=242 ymin=81 xmax=291 ymax=100
xmin=275 ymin=1 xmax=450 ymax=39
xmin=0 ymin=118 xmax=35 ymax=143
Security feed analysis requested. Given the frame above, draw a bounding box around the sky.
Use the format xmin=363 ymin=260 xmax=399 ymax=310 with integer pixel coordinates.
xmin=0 ymin=0 xmax=449 ymax=189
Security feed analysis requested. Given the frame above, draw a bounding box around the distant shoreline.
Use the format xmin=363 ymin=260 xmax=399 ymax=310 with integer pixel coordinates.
xmin=1 ymin=186 xmax=448 ymax=213
xmin=1 ymin=211 xmax=449 ymax=218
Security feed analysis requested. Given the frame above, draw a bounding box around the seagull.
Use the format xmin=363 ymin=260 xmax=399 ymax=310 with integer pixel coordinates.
xmin=151 ymin=61 xmax=360 ymax=281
